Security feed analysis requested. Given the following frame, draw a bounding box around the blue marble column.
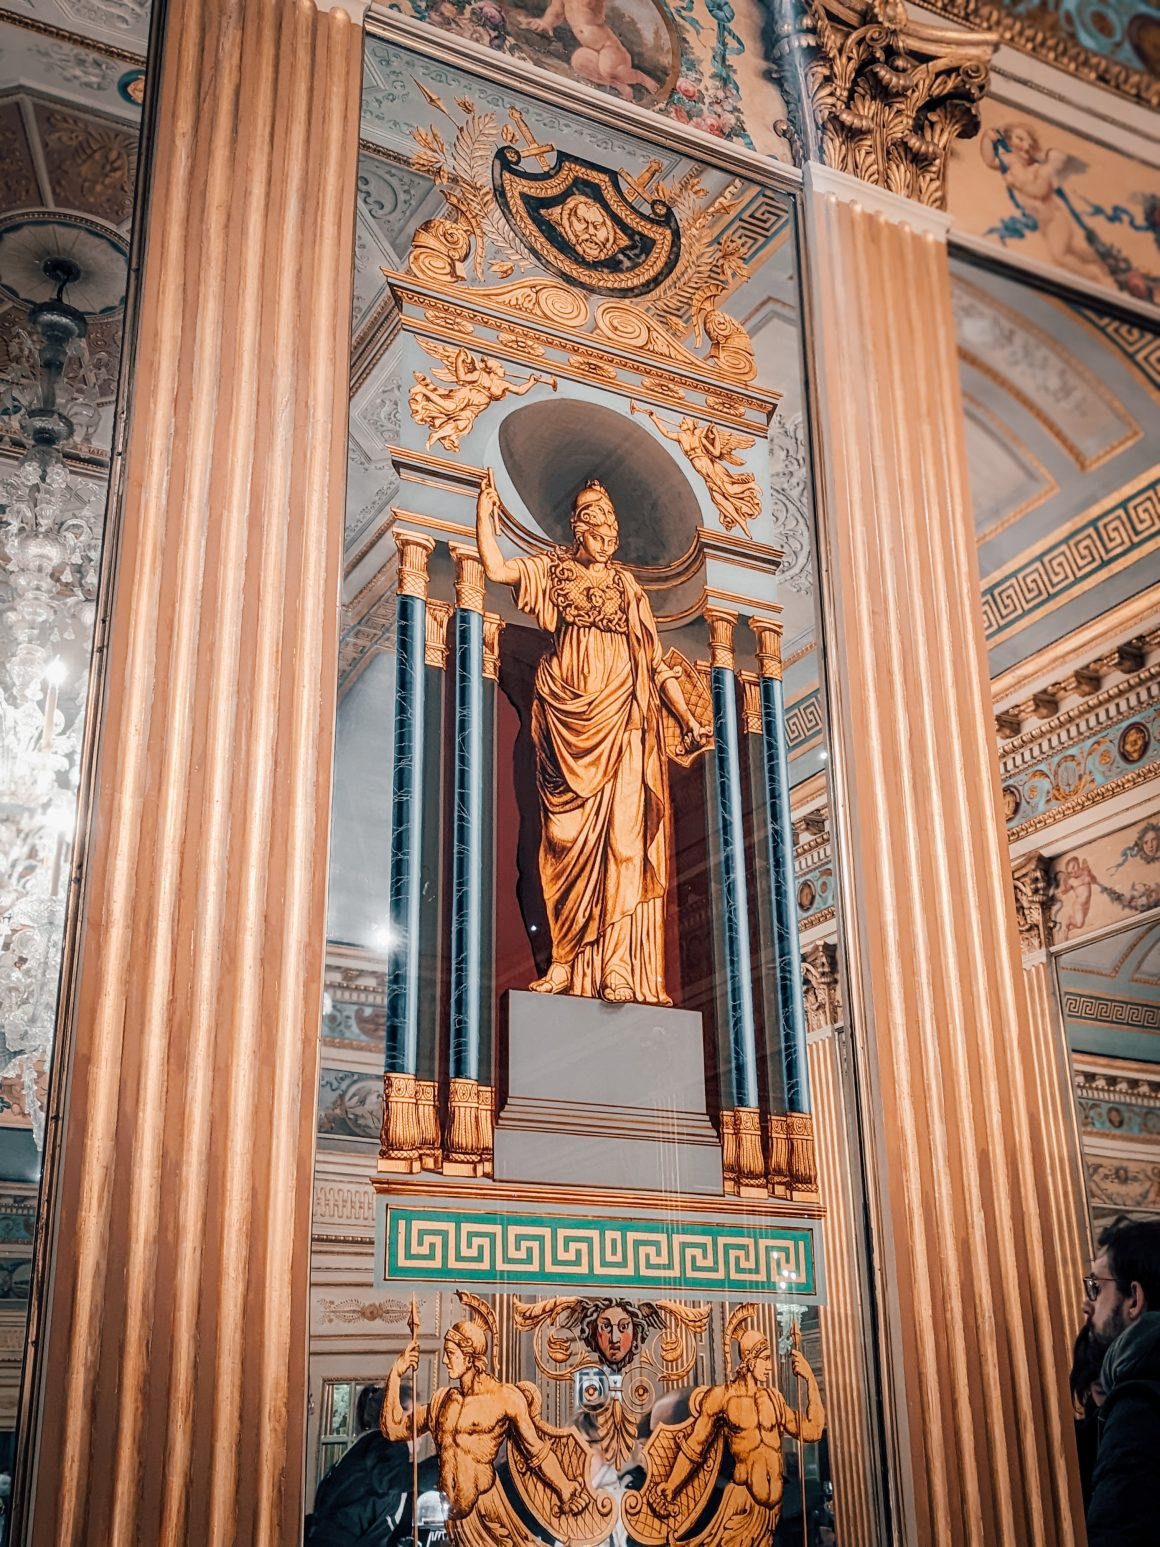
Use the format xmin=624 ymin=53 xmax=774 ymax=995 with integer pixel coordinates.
xmin=381 ymin=530 xmax=435 ymax=1170
xmin=751 ymin=615 xmax=816 ymax=1195
xmin=704 ymin=608 xmax=763 ymax=1193
xmin=444 ymin=547 xmax=492 ymax=1175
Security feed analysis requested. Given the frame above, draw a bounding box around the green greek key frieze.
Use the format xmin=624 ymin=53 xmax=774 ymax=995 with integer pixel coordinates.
xmin=381 ymin=1206 xmax=818 ymax=1298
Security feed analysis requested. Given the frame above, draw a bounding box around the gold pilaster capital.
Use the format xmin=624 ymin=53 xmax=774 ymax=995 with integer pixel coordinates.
xmin=425 ymin=600 xmax=453 ymax=669
xmin=802 ymin=940 xmax=842 ymax=1031
xmin=482 ymin=612 xmax=505 ymax=681
xmin=703 ymin=607 xmax=738 ymax=672
xmin=1011 ymin=851 xmax=1054 ymax=955
xmin=740 ymin=672 xmax=762 ymax=735
xmin=449 ymin=542 xmax=486 ymax=614
xmin=394 ymin=529 xmax=436 ymax=600
xmin=749 ymin=615 xmax=784 ymax=680
xmin=766 ymin=0 xmax=995 ymax=209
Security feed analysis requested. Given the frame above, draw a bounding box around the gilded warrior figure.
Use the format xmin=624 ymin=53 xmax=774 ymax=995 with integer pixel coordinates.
xmin=383 ymin=1312 xmax=613 ymax=1545
xmin=476 ymin=472 xmax=710 ymax=1005
xmin=625 ymin=1310 xmax=825 ymax=1545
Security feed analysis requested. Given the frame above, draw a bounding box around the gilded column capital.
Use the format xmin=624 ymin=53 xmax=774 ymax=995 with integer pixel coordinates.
xmin=482 ymin=612 xmax=505 ymax=682
xmin=763 ymin=0 xmax=996 ymax=209
xmin=749 ymin=615 xmax=784 ymax=680
xmin=802 ymin=941 xmax=842 ymax=1033
xmin=703 ymin=607 xmax=739 ymax=671
xmin=425 ymin=600 xmax=453 ymax=669
xmin=449 ymin=542 xmax=486 ymax=614
xmin=740 ymin=673 xmax=763 ymax=735
xmin=394 ymin=530 xmax=436 ymax=600
xmin=1011 ymin=852 xmax=1053 ymax=955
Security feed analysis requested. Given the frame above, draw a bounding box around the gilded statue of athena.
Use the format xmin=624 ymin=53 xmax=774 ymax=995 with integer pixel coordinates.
xmin=476 ymin=473 xmax=710 ymax=1007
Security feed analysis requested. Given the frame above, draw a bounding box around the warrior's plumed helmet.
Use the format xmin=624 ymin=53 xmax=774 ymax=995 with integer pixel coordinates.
xmin=571 ymin=479 xmax=618 ymax=534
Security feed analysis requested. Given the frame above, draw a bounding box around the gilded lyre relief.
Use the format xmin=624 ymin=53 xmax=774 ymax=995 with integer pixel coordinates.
xmin=625 ymin=1306 xmax=824 ymax=1545
xmin=383 ymin=1292 xmax=616 ymax=1544
xmin=409 ymin=342 xmax=557 ymax=451
xmin=476 ymin=473 xmax=710 ymax=1005
xmin=513 ymin=1295 xmax=710 ymax=1468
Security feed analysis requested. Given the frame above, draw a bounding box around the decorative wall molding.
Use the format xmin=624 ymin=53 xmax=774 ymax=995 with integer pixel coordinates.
xmin=915 ymin=0 xmax=1160 ymax=110
xmin=981 ymin=473 xmax=1160 ymax=646
xmin=1000 ymin=656 xmax=1160 ymax=839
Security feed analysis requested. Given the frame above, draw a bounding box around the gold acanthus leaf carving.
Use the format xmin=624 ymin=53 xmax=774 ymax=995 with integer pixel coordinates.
xmin=409 ymin=339 xmax=556 ymax=452
xmin=595 ymin=302 xmax=706 ymax=369
xmin=478 ymin=278 xmax=591 ymax=329
xmin=763 ymin=0 xmax=996 ymax=208
xmin=408 ymin=97 xmax=538 ymax=281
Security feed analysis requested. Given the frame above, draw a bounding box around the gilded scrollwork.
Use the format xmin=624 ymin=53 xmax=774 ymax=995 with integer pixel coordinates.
xmin=383 ymin=1292 xmax=616 ymax=1546
xmin=763 ymin=0 xmax=996 ymax=208
xmin=631 ymin=403 xmax=761 ymax=535
xmin=408 ymin=340 xmax=556 ymax=452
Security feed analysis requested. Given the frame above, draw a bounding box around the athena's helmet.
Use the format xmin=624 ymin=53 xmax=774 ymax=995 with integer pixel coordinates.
xmin=570 ymin=479 xmax=618 ymax=538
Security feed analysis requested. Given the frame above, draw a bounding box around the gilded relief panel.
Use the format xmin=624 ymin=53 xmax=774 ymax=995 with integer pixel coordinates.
xmin=311 ymin=28 xmax=850 ymax=1546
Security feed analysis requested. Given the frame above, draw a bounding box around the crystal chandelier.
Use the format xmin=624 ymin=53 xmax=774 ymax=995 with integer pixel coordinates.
xmin=0 ymin=257 xmax=105 ymax=1146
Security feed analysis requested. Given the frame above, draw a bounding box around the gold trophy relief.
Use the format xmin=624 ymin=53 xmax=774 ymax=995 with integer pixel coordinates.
xmin=385 ymin=1294 xmax=824 ymax=1546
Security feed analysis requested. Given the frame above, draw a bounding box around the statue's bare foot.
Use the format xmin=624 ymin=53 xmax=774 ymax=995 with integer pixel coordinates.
xmin=530 ymin=963 xmax=570 ymax=994
xmin=600 ymin=975 xmax=634 ymax=1004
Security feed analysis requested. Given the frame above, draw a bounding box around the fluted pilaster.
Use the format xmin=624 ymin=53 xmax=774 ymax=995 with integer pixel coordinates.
xmin=804 ymin=163 xmax=1084 ymax=1545
xmin=22 ymin=2 xmax=363 ymax=1543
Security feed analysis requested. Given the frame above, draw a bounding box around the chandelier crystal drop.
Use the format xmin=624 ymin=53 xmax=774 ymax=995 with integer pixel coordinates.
xmin=0 ymin=256 xmax=107 ymax=1148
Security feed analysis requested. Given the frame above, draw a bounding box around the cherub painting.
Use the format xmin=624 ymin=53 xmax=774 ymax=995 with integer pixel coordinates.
xmin=1053 ymin=855 xmax=1098 ymax=942
xmin=980 ymin=123 xmax=1106 ymax=280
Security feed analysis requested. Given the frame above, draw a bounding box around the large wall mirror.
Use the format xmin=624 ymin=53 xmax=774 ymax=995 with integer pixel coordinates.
xmin=0 ymin=1 xmax=153 ymax=1513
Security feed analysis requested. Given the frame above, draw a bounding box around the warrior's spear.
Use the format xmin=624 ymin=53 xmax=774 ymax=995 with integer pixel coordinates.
xmin=791 ymin=1314 xmax=808 ymax=1547
xmin=409 ymin=1295 xmax=420 ymax=1547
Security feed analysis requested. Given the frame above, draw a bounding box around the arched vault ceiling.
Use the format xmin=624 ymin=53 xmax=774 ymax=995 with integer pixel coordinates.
xmin=952 ymin=259 xmax=1160 ymax=678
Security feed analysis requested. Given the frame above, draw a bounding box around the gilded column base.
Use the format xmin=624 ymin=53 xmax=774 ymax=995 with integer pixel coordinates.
xmin=417 ymin=1079 xmax=441 ymax=1172
xmin=443 ymin=1078 xmax=495 ymax=1177
xmin=379 ymin=1072 xmax=423 ymax=1173
xmin=788 ymin=1110 xmax=820 ymax=1201
xmin=766 ymin=1112 xmax=792 ymax=1197
xmin=721 ymin=1107 xmax=767 ymax=1196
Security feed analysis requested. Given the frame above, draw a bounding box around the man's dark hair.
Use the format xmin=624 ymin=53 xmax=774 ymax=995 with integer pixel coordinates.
xmin=1069 ymin=1322 xmax=1103 ymax=1407
xmin=1098 ymin=1217 xmax=1160 ymax=1307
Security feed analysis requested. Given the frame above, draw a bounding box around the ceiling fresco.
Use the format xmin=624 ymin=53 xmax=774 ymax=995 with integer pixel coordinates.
xmin=1060 ymin=912 xmax=1160 ymax=1062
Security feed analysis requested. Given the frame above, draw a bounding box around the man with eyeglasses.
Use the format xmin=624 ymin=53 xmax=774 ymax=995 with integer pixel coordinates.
xmin=1083 ymin=1216 xmax=1160 ymax=1547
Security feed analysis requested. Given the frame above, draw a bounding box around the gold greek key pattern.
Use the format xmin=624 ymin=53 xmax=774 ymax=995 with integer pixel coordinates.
xmin=1063 ymin=992 xmax=1160 ymax=1032
xmin=785 ymin=688 xmax=823 ymax=752
xmin=383 ymin=1207 xmax=818 ymax=1297
xmin=1076 ymin=310 xmax=1160 ymax=393
xmin=982 ymin=476 xmax=1160 ymax=643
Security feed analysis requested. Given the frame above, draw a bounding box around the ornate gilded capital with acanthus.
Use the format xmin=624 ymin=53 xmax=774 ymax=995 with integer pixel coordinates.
xmin=1011 ymin=852 xmax=1053 ymax=956
xmin=763 ymin=0 xmax=997 ymax=208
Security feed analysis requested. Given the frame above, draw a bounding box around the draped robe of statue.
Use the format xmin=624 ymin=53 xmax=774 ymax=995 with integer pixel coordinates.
xmin=511 ymin=549 xmax=676 ymax=1004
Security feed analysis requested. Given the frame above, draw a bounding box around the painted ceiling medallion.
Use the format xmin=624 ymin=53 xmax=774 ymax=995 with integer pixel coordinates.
xmin=0 ymin=214 xmax=128 ymax=317
xmin=493 ymin=148 xmax=681 ymax=297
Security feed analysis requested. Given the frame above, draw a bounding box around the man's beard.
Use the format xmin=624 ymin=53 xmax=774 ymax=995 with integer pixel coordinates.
xmin=1091 ymin=1302 xmax=1130 ymax=1353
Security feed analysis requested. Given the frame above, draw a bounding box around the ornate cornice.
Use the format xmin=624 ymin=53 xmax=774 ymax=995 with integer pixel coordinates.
xmin=917 ymin=0 xmax=1160 ymax=110
xmin=763 ymin=0 xmax=996 ymax=208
